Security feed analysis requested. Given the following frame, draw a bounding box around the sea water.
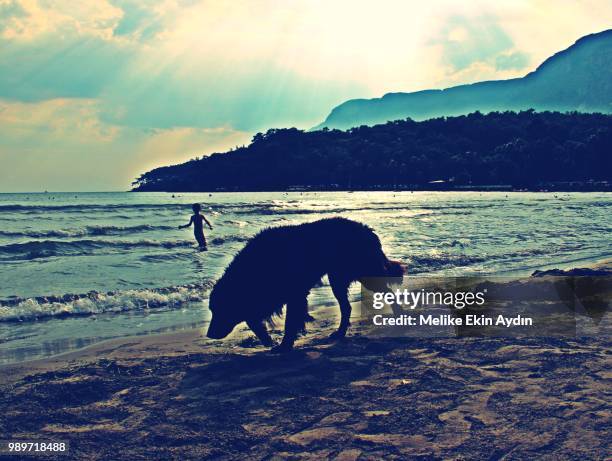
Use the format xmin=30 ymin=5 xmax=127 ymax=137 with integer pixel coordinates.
xmin=1 ymin=191 xmax=610 ymax=363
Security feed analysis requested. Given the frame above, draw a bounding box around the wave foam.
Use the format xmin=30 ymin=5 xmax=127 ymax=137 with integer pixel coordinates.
xmin=0 ymin=282 xmax=214 ymax=322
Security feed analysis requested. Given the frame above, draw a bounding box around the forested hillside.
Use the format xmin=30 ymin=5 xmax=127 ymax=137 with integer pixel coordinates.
xmin=133 ymin=111 xmax=611 ymax=192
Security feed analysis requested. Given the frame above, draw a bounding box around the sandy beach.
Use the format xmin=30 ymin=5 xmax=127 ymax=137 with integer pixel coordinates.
xmin=1 ymin=265 xmax=610 ymax=460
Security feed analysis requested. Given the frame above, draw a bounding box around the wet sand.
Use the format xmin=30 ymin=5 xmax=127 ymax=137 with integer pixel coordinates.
xmin=1 ymin=267 xmax=610 ymax=460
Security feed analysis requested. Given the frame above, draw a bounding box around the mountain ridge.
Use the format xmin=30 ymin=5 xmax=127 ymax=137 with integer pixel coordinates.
xmin=316 ymin=29 xmax=612 ymax=130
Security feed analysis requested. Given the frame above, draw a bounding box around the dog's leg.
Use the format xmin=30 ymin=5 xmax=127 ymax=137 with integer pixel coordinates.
xmin=329 ymin=275 xmax=351 ymax=340
xmin=271 ymin=296 xmax=307 ymax=353
xmin=246 ymin=320 xmax=275 ymax=347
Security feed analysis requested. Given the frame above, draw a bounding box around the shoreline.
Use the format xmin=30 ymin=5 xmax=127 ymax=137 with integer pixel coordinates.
xmin=0 ymin=328 xmax=205 ymax=386
xmin=0 ymin=300 xmax=345 ymax=385
xmin=132 ymin=187 xmax=612 ymax=193
xmin=2 ymin=258 xmax=610 ymax=376
xmin=4 ymin=190 xmax=611 ymax=195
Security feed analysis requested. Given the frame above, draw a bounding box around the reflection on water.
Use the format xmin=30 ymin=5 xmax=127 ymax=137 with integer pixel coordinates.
xmin=0 ymin=304 xmax=207 ymax=365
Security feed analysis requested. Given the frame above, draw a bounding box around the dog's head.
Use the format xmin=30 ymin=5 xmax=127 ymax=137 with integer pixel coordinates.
xmin=206 ymin=281 xmax=244 ymax=339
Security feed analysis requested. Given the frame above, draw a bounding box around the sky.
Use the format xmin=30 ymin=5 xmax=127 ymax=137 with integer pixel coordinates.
xmin=0 ymin=0 xmax=610 ymax=191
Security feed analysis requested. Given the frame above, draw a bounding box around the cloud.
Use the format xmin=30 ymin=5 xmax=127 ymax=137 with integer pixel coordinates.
xmin=0 ymin=98 xmax=118 ymax=142
xmin=111 ymin=0 xmax=154 ymax=37
xmin=0 ymin=0 xmax=122 ymax=40
xmin=0 ymin=97 xmax=122 ymax=191
xmin=495 ymin=51 xmax=530 ymax=71
xmin=0 ymin=97 xmax=251 ymax=191
xmin=0 ymin=36 xmax=135 ymax=101
xmin=0 ymin=0 xmax=136 ymax=102
xmin=109 ymin=0 xmax=176 ymax=41
xmin=0 ymin=0 xmax=27 ymax=35
xmin=431 ymin=14 xmax=530 ymax=74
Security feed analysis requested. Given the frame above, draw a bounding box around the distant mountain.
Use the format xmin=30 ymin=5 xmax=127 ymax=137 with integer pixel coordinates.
xmin=316 ymin=30 xmax=612 ymax=130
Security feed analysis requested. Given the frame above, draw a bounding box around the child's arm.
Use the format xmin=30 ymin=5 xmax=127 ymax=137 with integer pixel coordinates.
xmin=178 ymin=216 xmax=194 ymax=229
xmin=203 ymin=215 xmax=213 ymax=230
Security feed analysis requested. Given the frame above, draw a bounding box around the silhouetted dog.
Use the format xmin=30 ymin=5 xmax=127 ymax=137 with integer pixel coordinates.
xmin=206 ymin=217 xmax=403 ymax=352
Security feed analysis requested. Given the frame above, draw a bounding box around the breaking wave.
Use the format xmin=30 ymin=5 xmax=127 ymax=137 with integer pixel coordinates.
xmin=0 ymin=282 xmax=214 ymax=322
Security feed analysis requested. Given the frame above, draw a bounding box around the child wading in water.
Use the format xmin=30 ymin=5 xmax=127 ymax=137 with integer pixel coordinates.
xmin=179 ymin=203 xmax=213 ymax=251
